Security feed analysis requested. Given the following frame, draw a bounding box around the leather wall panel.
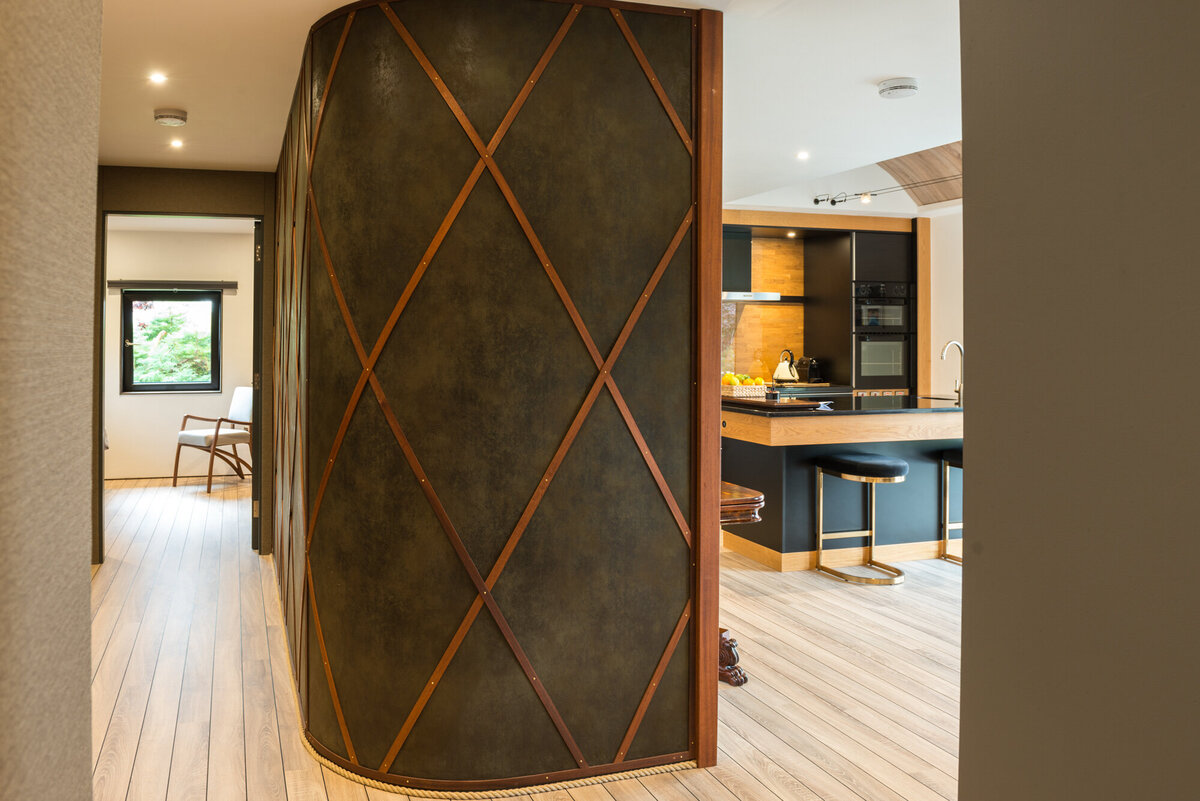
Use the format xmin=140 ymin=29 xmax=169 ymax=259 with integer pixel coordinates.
xmin=611 ymin=239 xmax=695 ymax=520
xmin=309 ymin=19 xmax=342 ymax=146
xmin=308 ymin=397 xmax=481 ymax=769
xmin=310 ymin=5 xmax=483 ymax=347
xmin=303 ymin=223 xmax=364 ymax=510
xmin=496 ymin=4 xmax=693 ymax=356
xmin=492 ymin=393 xmax=691 ymax=766
xmin=397 ymin=612 xmax=578 ymax=780
xmin=391 ymin=0 xmax=573 ymax=141
xmin=625 ymin=628 xmax=691 ymax=762
xmin=620 ymin=8 xmax=694 ymax=137
xmin=305 ymin=597 xmax=343 ymax=758
xmin=275 ymin=0 xmax=705 ymax=788
xmin=374 ymin=172 xmax=599 ymax=572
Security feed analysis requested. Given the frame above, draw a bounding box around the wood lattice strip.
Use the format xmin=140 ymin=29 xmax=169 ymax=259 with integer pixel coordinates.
xmin=306 ymin=564 xmax=358 ymax=763
xmin=610 ymin=8 xmax=693 ymax=156
xmin=378 ymin=207 xmax=694 ymax=766
xmin=365 ymin=375 xmax=589 ymax=770
xmin=310 ymin=12 xmax=356 ymax=172
xmin=614 ymin=601 xmax=692 ymax=762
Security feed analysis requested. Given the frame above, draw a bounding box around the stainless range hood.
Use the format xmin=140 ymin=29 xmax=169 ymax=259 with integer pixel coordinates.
xmin=721 ymin=290 xmax=782 ymax=301
xmin=722 ymin=227 xmax=803 ymax=303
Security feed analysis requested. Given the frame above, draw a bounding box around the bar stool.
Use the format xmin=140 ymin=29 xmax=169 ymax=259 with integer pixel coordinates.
xmin=814 ymin=452 xmax=909 ymax=585
xmin=939 ymin=448 xmax=964 ymax=564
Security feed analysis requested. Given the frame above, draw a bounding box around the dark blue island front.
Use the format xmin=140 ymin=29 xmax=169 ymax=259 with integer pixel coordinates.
xmin=720 ymin=395 xmax=964 ymax=571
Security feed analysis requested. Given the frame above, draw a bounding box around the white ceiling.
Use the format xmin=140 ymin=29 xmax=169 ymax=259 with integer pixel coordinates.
xmin=99 ymin=0 xmax=961 ymax=208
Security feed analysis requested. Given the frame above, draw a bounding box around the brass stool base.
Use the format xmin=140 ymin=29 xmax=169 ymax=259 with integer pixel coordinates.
xmin=815 ymin=466 xmax=907 ymax=586
xmin=817 ymin=561 xmax=905 ymax=585
xmin=940 ymin=457 xmax=964 ymax=565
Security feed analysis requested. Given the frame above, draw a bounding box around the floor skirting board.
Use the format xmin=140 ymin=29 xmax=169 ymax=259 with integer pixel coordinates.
xmin=721 ymin=529 xmax=964 ymax=572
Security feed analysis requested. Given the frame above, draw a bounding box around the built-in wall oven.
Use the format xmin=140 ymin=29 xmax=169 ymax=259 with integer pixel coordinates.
xmin=854 ymin=282 xmax=910 ymax=334
xmin=854 ymin=333 xmax=911 ymax=389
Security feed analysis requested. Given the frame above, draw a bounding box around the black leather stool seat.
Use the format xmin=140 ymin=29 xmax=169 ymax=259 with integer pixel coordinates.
xmin=816 ymin=452 xmax=910 ymax=480
xmin=942 ymin=448 xmax=963 ymax=468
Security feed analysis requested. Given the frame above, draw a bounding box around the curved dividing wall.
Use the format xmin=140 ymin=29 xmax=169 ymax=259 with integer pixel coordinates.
xmin=273 ymin=0 xmax=721 ymax=791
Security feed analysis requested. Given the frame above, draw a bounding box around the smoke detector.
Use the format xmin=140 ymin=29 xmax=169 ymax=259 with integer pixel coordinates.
xmin=154 ymin=108 xmax=188 ymax=127
xmin=877 ymin=78 xmax=918 ymax=99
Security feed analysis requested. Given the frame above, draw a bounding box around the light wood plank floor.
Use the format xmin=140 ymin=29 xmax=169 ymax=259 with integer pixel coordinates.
xmin=93 ymin=478 xmax=960 ymax=800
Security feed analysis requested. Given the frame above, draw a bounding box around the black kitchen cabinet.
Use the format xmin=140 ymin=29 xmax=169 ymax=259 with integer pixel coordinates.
xmin=803 ymin=230 xmax=916 ymax=390
xmin=854 ymin=231 xmax=914 ymax=282
xmin=721 ymin=226 xmax=752 ymax=293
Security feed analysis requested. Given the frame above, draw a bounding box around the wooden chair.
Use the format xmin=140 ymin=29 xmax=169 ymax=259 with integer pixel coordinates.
xmin=172 ymin=386 xmax=253 ymax=493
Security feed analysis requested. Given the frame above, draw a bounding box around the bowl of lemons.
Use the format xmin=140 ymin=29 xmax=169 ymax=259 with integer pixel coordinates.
xmin=721 ymin=373 xmax=767 ymax=397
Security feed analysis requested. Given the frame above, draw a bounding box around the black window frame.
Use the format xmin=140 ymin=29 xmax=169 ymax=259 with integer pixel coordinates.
xmin=120 ymin=289 xmax=222 ymax=393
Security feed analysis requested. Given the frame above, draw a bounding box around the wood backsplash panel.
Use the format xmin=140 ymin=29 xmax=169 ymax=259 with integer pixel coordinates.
xmin=729 ymin=303 xmax=805 ymax=378
xmin=720 ymin=237 xmax=805 ymax=377
xmin=751 ymin=237 xmax=804 ymax=294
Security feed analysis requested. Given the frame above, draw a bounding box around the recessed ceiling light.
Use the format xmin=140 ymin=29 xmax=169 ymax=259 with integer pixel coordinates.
xmin=786 ymin=231 xmax=797 ymax=238
xmin=170 ymin=139 xmax=183 ymax=148
xmin=796 ymin=151 xmax=810 ymax=161
xmin=149 ymin=72 xmax=167 ymax=84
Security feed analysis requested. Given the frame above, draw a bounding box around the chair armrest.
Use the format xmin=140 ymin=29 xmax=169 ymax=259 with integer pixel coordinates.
xmin=179 ymin=414 xmax=221 ymax=430
xmin=221 ymin=417 xmax=252 ymax=428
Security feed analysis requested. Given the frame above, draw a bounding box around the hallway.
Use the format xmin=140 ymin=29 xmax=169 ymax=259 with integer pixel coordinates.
xmin=92 ymin=479 xmax=960 ymax=800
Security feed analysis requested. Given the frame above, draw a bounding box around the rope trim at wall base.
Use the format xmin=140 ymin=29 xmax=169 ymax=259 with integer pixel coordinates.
xmin=305 ymin=736 xmax=698 ymax=799
xmin=268 ymin=556 xmax=697 ymax=798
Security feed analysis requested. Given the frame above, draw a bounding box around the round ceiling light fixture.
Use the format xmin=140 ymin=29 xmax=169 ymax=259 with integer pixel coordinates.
xmin=154 ymin=108 xmax=188 ymax=127
xmin=877 ymin=77 xmax=918 ymax=99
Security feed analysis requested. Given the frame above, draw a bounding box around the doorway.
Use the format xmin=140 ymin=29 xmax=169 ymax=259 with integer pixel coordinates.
xmin=98 ymin=213 xmax=263 ymax=559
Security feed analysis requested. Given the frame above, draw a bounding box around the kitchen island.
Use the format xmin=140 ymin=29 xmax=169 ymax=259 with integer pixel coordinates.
xmin=720 ymin=395 xmax=963 ymax=570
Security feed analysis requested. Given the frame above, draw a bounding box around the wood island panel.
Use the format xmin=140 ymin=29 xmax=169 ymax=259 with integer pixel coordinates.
xmin=721 ymin=409 xmax=963 ymax=447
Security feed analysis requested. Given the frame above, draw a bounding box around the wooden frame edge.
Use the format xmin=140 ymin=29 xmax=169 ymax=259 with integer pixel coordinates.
xmin=694 ymin=6 xmax=722 ymax=770
xmin=915 ymin=216 xmax=933 ymax=397
xmin=722 ymin=208 xmax=914 ymax=233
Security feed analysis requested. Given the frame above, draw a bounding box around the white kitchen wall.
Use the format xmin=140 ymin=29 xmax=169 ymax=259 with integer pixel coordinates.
xmin=928 ymin=202 xmax=964 ymax=397
xmin=104 ymin=225 xmax=255 ymax=479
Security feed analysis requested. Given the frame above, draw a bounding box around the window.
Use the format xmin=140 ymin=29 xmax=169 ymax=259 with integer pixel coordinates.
xmin=120 ymin=290 xmax=222 ymax=393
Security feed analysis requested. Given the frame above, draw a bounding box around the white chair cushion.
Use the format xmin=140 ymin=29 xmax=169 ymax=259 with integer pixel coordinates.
xmin=178 ymin=427 xmax=252 ymax=448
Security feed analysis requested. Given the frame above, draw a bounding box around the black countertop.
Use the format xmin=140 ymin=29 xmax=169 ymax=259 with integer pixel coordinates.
xmin=722 ymin=394 xmax=964 ymax=417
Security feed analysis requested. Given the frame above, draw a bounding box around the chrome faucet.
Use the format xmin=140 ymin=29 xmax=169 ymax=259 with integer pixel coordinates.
xmin=940 ymin=340 xmax=964 ymax=406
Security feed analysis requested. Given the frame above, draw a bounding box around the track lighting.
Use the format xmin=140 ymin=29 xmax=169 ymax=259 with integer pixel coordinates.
xmin=813 ymin=173 xmax=961 ymax=207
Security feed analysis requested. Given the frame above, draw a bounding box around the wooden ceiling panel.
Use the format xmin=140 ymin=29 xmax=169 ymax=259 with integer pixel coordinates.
xmin=877 ymin=141 xmax=962 ymax=206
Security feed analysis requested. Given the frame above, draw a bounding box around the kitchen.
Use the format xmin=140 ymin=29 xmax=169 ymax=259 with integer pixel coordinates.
xmin=717 ymin=207 xmax=964 ymax=578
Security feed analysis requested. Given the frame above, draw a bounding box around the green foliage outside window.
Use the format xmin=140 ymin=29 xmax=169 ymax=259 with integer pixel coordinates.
xmin=130 ymin=299 xmax=213 ymax=384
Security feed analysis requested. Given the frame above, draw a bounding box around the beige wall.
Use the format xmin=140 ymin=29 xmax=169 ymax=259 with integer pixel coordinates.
xmin=960 ymin=2 xmax=1200 ymax=799
xmin=103 ymin=228 xmax=256 ymax=478
xmin=0 ymin=0 xmax=101 ymax=797
xmin=929 ymin=206 xmax=964 ymax=397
